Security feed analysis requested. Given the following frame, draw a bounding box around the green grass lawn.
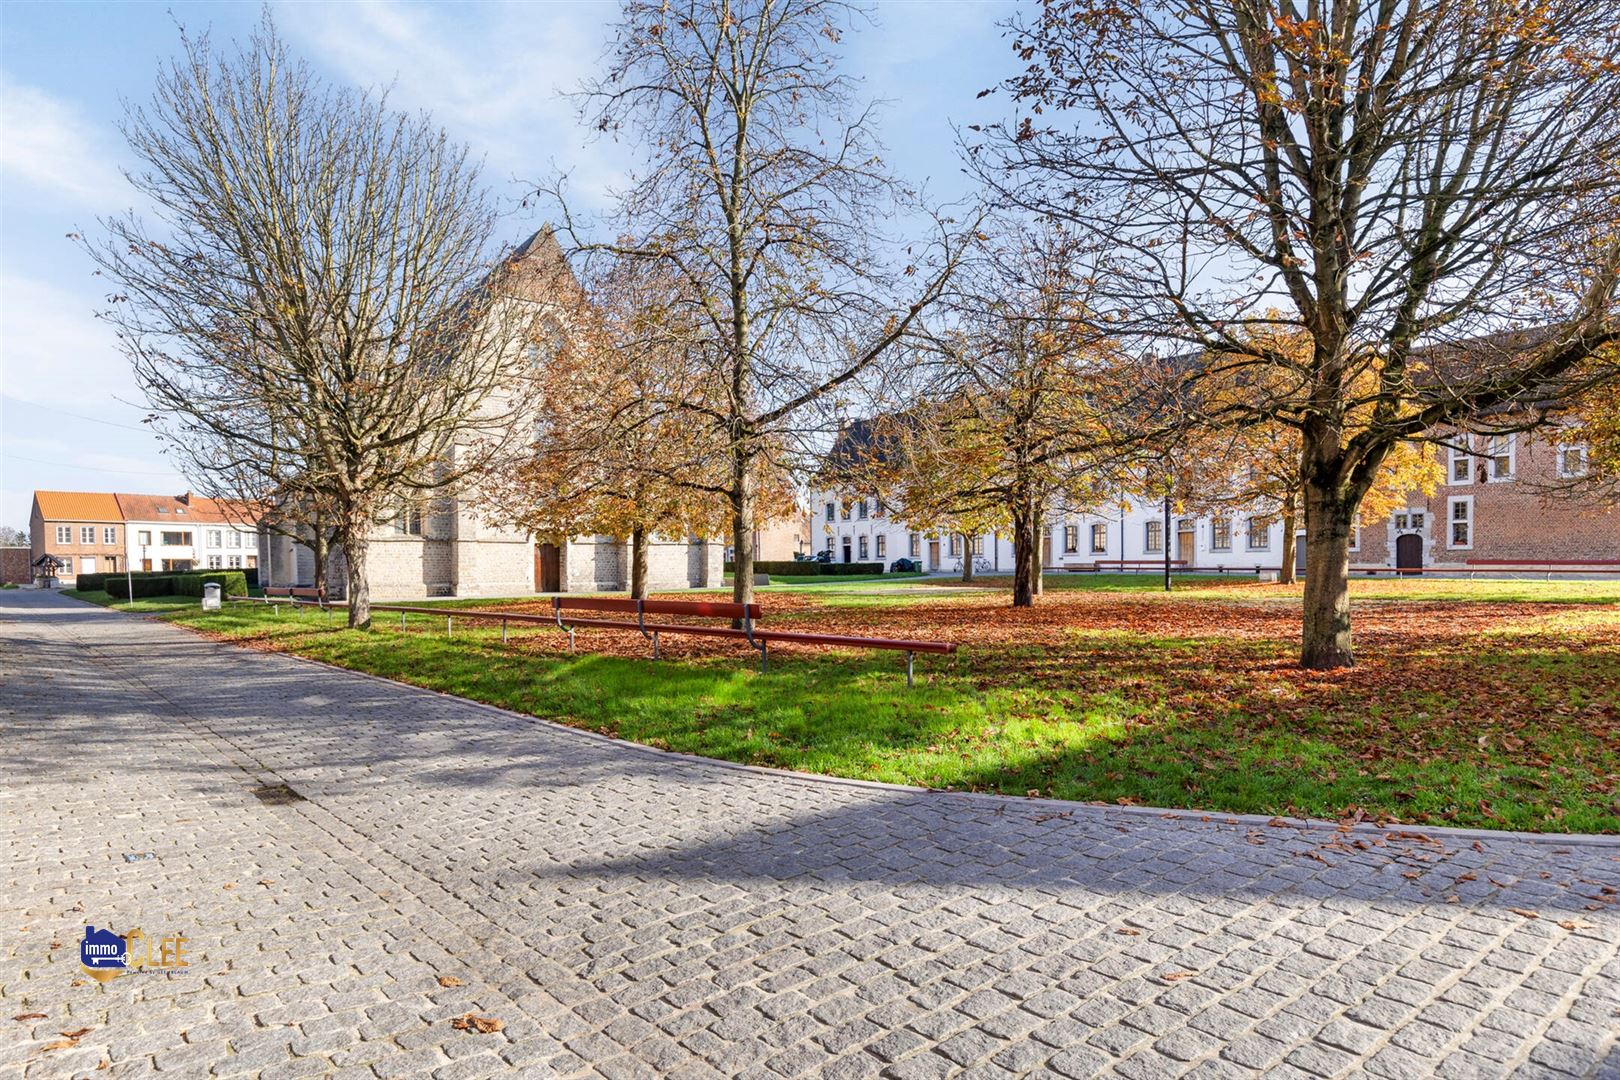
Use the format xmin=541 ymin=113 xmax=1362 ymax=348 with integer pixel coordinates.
xmin=62 ymin=577 xmax=1620 ymax=833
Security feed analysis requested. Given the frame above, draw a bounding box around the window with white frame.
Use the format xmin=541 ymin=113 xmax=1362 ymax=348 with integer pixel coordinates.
xmin=206 ymin=529 xmax=223 ymax=548
xmin=875 ymin=534 xmax=886 ymax=557
xmin=1411 ymin=512 xmax=1425 ymax=529
xmin=1393 ymin=513 xmax=1408 ymax=530
xmin=1557 ymin=443 xmax=1588 ymax=478
xmin=161 ymin=530 xmax=192 ymax=546
xmin=59 ymin=556 xmax=73 ymax=574
xmin=1448 ymin=496 xmax=1473 ymax=549
xmin=137 ymin=530 xmax=151 ymax=546
xmin=1063 ymin=525 xmax=1079 ymax=553
xmin=840 ymin=501 xmax=851 ymax=520
xmin=825 ymin=502 xmax=835 ymax=522
xmin=1210 ymin=518 xmax=1232 ymax=551
xmin=1090 ymin=522 xmax=1108 ymax=553
xmin=1449 ymin=440 xmax=1472 ymax=483
xmin=1144 ymin=520 xmax=1164 ymax=553
xmin=874 ymin=499 xmax=885 ymax=518
xmin=856 ymin=499 xmax=868 ymax=520
xmin=207 ymin=555 xmax=223 ymax=569
xmin=232 ymin=531 xmax=245 ymax=548
xmin=825 ymin=534 xmax=835 ymax=552
xmin=80 ymin=526 xmax=96 ymax=544
xmin=948 ymin=535 xmax=962 ymax=556
xmin=55 ymin=525 xmax=71 ymax=544
xmin=228 ymin=555 xmax=242 ymax=568
xmin=858 ymin=535 xmax=869 ymax=559
xmin=103 ymin=526 xmax=117 ymax=544
xmin=1348 ymin=524 xmax=1359 ymax=551
xmin=972 ymin=535 xmax=985 ymax=556
xmin=1485 ymin=434 xmax=1515 ymax=481
xmin=1246 ymin=517 xmax=1271 ymax=550
xmin=909 ymin=533 xmax=920 ymax=557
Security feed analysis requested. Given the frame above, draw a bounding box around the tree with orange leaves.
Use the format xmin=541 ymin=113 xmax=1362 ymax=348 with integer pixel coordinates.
xmin=982 ymin=0 xmax=1620 ymax=667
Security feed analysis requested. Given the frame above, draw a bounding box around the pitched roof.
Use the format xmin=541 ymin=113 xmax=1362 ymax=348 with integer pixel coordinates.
xmin=114 ymin=492 xmax=259 ymax=525
xmin=33 ymin=491 xmax=123 ymax=522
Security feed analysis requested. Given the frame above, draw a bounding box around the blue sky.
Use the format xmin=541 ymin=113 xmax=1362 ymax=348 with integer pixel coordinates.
xmin=0 ymin=0 xmax=1017 ymax=531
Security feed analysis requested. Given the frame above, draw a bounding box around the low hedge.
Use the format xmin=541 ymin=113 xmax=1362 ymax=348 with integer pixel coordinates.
xmin=79 ymin=567 xmax=256 ymax=592
xmin=106 ymin=571 xmax=248 ymax=600
xmin=726 ymin=560 xmax=887 ymax=576
xmin=107 ymin=575 xmax=180 ymax=599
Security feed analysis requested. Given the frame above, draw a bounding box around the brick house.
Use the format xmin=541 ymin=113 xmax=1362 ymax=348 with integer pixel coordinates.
xmin=29 ymin=492 xmax=128 ymax=585
xmin=29 ymin=490 xmax=262 ymax=586
xmin=1351 ymin=427 xmax=1617 ymax=574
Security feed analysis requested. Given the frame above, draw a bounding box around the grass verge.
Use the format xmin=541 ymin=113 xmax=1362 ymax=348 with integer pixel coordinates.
xmin=65 ymin=577 xmax=1620 ymax=833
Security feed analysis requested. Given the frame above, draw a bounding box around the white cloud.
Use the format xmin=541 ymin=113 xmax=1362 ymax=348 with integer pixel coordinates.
xmin=278 ymin=0 xmax=630 ymax=215
xmin=0 ymin=77 xmax=128 ymax=209
xmin=0 ymin=273 xmax=137 ymax=410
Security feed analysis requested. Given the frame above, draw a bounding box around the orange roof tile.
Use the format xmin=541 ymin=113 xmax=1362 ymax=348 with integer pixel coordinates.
xmin=33 ymin=491 xmax=123 ymax=522
xmin=114 ymin=492 xmax=260 ymax=525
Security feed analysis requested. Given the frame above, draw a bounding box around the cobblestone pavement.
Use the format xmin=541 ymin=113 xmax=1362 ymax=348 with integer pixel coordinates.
xmin=2 ymin=591 xmax=1617 ymax=1080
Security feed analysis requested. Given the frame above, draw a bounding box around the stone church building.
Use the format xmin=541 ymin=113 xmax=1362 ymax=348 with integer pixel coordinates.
xmin=260 ymin=229 xmax=723 ymax=601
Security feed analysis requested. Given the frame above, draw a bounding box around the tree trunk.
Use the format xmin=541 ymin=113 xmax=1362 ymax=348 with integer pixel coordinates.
xmin=344 ymin=530 xmax=371 ymax=629
xmin=1278 ymin=494 xmax=1299 ymax=586
xmin=1299 ymin=482 xmax=1357 ymax=669
xmin=1010 ymin=496 xmax=1041 ymax=607
xmin=310 ymin=514 xmax=327 ymax=594
xmin=729 ymin=446 xmax=756 ymax=618
xmin=629 ymin=525 xmax=649 ymax=600
xmin=959 ymin=533 xmax=974 ymax=582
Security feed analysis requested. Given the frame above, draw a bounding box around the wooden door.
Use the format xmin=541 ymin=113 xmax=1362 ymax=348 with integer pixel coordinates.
xmin=535 ymin=543 xmax=560 ymax=592
xmin=1395 ymin=533 xmax=1422 ymax=574
xmin=928 ymin=539 xmax=940 ymax=569
xmin=1176 ymin=528 xmax=1195 ymax=567
xmin=1294 ymin=534 xmax=1307 ymax=574
xmin=1042 ymin=534 xmax=1053 ymax=567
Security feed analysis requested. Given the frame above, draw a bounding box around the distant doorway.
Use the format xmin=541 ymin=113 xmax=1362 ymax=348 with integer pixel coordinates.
xmin=1295 ymin=533 xmax=1307 ymax=575
xmin=1042 ymin=534 xmax=1053 ymax=567
xmin=842 ymin=539 xmax=852 ymax=563
xmin=928 ymin=539 xmax=940 ymax=569
xmin=1395 ymin=533 xmax=1423 ymax=574
xmin=1176 ymin=525 xmax=1195 ymax=568
xmin=535 ymin=543 xmax=560 ymax=592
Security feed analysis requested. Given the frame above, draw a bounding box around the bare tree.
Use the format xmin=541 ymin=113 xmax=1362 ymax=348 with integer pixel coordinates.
xmin=0 ymin=526 xmax=29 ymax=547
xmin=979 ymin=0 xmax=1620 ymax=667
xmin=82 ymin=17 xmax=536 ymax=627
xmin=546 ymin=0 xmax=977 ymax=611
xmin=859 ymin=222 xmax=1156 ymax=606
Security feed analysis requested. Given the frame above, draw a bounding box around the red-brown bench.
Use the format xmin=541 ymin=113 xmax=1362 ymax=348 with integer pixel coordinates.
xmin=260 ymin=585 xmax=329 ymax=605
xmin=362 ymin=596 xmax=954 ymax=686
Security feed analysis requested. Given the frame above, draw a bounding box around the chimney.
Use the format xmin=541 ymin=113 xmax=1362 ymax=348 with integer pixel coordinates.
xmin=180 ymin=491 xmax=192 ymax=505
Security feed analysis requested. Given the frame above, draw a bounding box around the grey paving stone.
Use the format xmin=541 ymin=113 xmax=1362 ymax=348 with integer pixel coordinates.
xmin=2 ymin=588 xmax=1617 ymax=1080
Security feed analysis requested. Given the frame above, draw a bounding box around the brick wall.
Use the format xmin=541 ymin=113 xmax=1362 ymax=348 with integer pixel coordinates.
xmin=1356 ymin=431 xmax=1619 ymax=570
xmin=1 ymin=547 xmax=30 ymax=584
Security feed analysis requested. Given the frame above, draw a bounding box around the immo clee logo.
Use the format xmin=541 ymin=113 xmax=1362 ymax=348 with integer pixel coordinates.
xmin=78 ymin=925 xmax=190 ymax=983
xmin=79 ymin=926 xmax=129 ymax=983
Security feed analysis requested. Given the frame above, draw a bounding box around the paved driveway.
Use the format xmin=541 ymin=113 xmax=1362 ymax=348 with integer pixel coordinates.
xmin=1 ymin=590 xmax=1616 ymax=1079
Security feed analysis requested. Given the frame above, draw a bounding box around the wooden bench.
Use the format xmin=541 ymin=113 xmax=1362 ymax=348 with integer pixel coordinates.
xmin=370 ymin=596 xmax=955 ymax=686
xmin=1096 ymin=559 xmax=1189 ymax=572
xmin=259 ymin=585 xmax=329 ymax=605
